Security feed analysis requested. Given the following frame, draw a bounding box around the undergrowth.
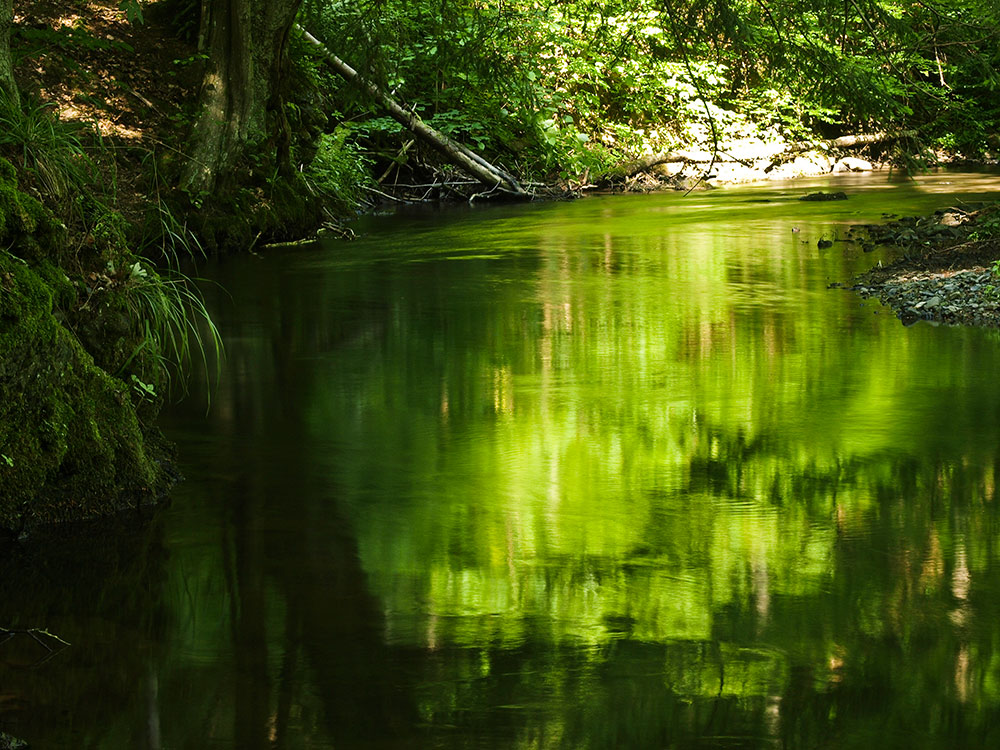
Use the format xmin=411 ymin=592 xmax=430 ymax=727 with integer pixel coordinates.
xmin=0 ymin=88 xmax=221 ymax=403
xmin=0 ymin=89 xmax=97 ymax=222
xmin=303 ymin=127 xmax=373 ymax=212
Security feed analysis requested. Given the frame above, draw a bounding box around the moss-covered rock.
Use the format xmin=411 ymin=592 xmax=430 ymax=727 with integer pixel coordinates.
xmin=0 ymin=159 xmax=172 ymax=533
xmin=0 ymin=158 xmax=63 ymax=263
xmin=0 ymin=252 xmax=171 ymax=530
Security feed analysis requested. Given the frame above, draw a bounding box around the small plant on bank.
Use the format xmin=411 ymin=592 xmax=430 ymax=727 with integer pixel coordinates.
xmin=970 ymin=205 xmax=1000 ymax=243
xmin=113 ymin=260 xmax=222 ymax=398
xmin=304 ymin=128 xmax=373 ymax=211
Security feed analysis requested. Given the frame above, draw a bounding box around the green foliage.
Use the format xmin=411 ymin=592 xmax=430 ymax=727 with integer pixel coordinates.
xmin=0 ymin=89 xmax=97 ymax=218
xmin=300 ymin=0 xmax=1000 ymax=181
xmin=304 ymin=128 xmax=373 ymax=211
xmin=119 ymin=0 xmax=145 ymax=25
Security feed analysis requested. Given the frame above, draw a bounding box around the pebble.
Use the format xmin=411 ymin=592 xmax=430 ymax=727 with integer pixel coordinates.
xmin=846 ymin=206 xmax=1000 ymax=328
xmin=852 ymin=268 xmax=1000 ymax=327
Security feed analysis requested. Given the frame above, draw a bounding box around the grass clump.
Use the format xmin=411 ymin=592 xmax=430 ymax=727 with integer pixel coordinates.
xmin=0 ymin=89 xmax=97 ymax=222
xmin=117 ymin=260 xmax=221 ymax=398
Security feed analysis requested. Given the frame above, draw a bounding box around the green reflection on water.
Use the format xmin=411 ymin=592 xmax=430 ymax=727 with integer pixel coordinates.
xmin=17 ymin=172 xmax=1000 ymax=749
xmin=289 ymin=175 xmax=1000 ymax=746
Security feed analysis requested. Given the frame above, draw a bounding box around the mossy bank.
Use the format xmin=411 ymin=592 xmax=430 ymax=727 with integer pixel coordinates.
xmin=0 ymin=162 xmax=173 ymax=534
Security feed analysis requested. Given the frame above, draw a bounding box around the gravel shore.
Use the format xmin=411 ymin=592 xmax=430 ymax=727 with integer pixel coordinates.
xmin=853 ymin=264 xmax=1000 ymax=327
xmin=841 ymin=207 xmax=1000 ymax=327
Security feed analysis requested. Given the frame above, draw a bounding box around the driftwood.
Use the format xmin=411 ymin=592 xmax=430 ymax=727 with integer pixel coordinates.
xmin=785 ymin=131 xmax=918 ymax=152
xmin=298 ymin=27 xmax=527 ymax=197
xmin=612 ymin=131 xmax=919 ymax=178
xmin=609 ymin=150 xmax=713 ymax=177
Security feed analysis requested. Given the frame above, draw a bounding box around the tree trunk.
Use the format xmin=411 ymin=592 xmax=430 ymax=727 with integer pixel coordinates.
xmin=182 ymin=0 xmax=302 ymax=198
xmin=0 ymin=0 xmax=16 ymax=96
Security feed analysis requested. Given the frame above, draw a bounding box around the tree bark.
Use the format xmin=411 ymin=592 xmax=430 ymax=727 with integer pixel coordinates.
xmin=182 ymin=0 xmax=302 ymax=197
xmin=298 ymin=27 xmax=526 ymax=196
xmin=0 ymin=0 xmax=16 ymax=96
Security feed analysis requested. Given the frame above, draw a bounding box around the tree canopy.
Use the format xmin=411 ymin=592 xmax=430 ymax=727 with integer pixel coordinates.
xmin=293 ymin=0 xmax=1000 ymax=187
xmin=0 ymin=0 xmax=997 ymax=233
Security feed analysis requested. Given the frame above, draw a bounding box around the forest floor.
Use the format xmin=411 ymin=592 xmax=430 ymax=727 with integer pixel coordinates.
xmin=845 ymin=206 xmax=1000 ymax=327
xmin=13 ymin=0 xmax=200 ymax=227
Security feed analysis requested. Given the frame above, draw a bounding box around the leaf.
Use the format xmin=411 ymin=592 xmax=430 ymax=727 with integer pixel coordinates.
xmin=119 ymin=0 xmax=144 ymax=24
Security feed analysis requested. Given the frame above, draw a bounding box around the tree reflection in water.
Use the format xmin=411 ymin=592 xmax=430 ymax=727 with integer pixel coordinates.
xmin=10 ymin=176 xmax=1000 ymax=748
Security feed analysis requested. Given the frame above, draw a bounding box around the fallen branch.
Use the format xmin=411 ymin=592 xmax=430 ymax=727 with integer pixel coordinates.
xmin=261 ymin=237 xmax=318 ymax=250
xmin=609 ymin=150 xmax=713 ymax=178
xmin=611 ymin=131 xmax=920 ymax=179
xmin=297 ymin=26 xmax=527 ymax=197
xmin=784 ymin=131 xmax=918 ymax=153
xmin=390 ymin=181 xmax=479 ymax=188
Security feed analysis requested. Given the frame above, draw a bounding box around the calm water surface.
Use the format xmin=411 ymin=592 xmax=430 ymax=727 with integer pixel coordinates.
xmin=6 ymin=172 xmax=1000 ymax=748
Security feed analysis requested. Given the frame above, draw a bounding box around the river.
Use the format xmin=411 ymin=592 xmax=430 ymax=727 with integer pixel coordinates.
xmin=5 ymin=171 xmax=1000 ymax=748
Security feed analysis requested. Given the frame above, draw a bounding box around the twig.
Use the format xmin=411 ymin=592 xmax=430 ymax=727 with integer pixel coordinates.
xmin=0 ymin=626 xmax=72 ymax=666
xmin=469 ymin=182 xmax=502 ymax=203
xmin=377 ymin=139 xmax=414 ymax=183
xmin=362 ymin=185 xmax=420 ymax=204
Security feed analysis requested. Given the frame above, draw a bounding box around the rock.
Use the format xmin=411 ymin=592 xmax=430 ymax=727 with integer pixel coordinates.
xmin=832 ymin=157 xmax=874 ymax=173
xmin=914 ymin=295 xmax=942 ymax=309
xmin=800 ymin=191 xmax=848 ymax=202
xmin=817 ymin=239 xmax=833 ymax=249
xmin=0 ymin=253 xmax=173 ymax=531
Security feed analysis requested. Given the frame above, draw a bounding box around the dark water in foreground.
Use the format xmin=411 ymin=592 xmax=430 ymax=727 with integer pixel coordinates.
xmin=6 ymin=172 xmax=1000 ymax=748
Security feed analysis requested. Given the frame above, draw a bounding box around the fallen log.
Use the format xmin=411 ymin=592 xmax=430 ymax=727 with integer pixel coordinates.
xmin=297 ymin=26 xmax=527 ymax=197
xmin=785 ymin=131 xmax=918 ymax=153
xmin=611 ymin=131 xmax=919 ymax=178
xmin=608 ymin=150 xmax=713 ymax=177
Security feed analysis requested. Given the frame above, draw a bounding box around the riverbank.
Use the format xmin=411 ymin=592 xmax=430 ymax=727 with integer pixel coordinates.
xmin=1 ymin=0 xmax=996 ymax=539
xmin=845 ymin=204 xmax=1000 ymax=327
xmin=0 ymin=163 xmax=177 ymax=534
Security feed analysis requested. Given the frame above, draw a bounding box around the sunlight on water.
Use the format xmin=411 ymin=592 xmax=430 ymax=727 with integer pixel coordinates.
xmin=8 ymin=171 xmax=1000 ymax=749
xmin=167 ymin=171 xmax=1000 ymax=748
